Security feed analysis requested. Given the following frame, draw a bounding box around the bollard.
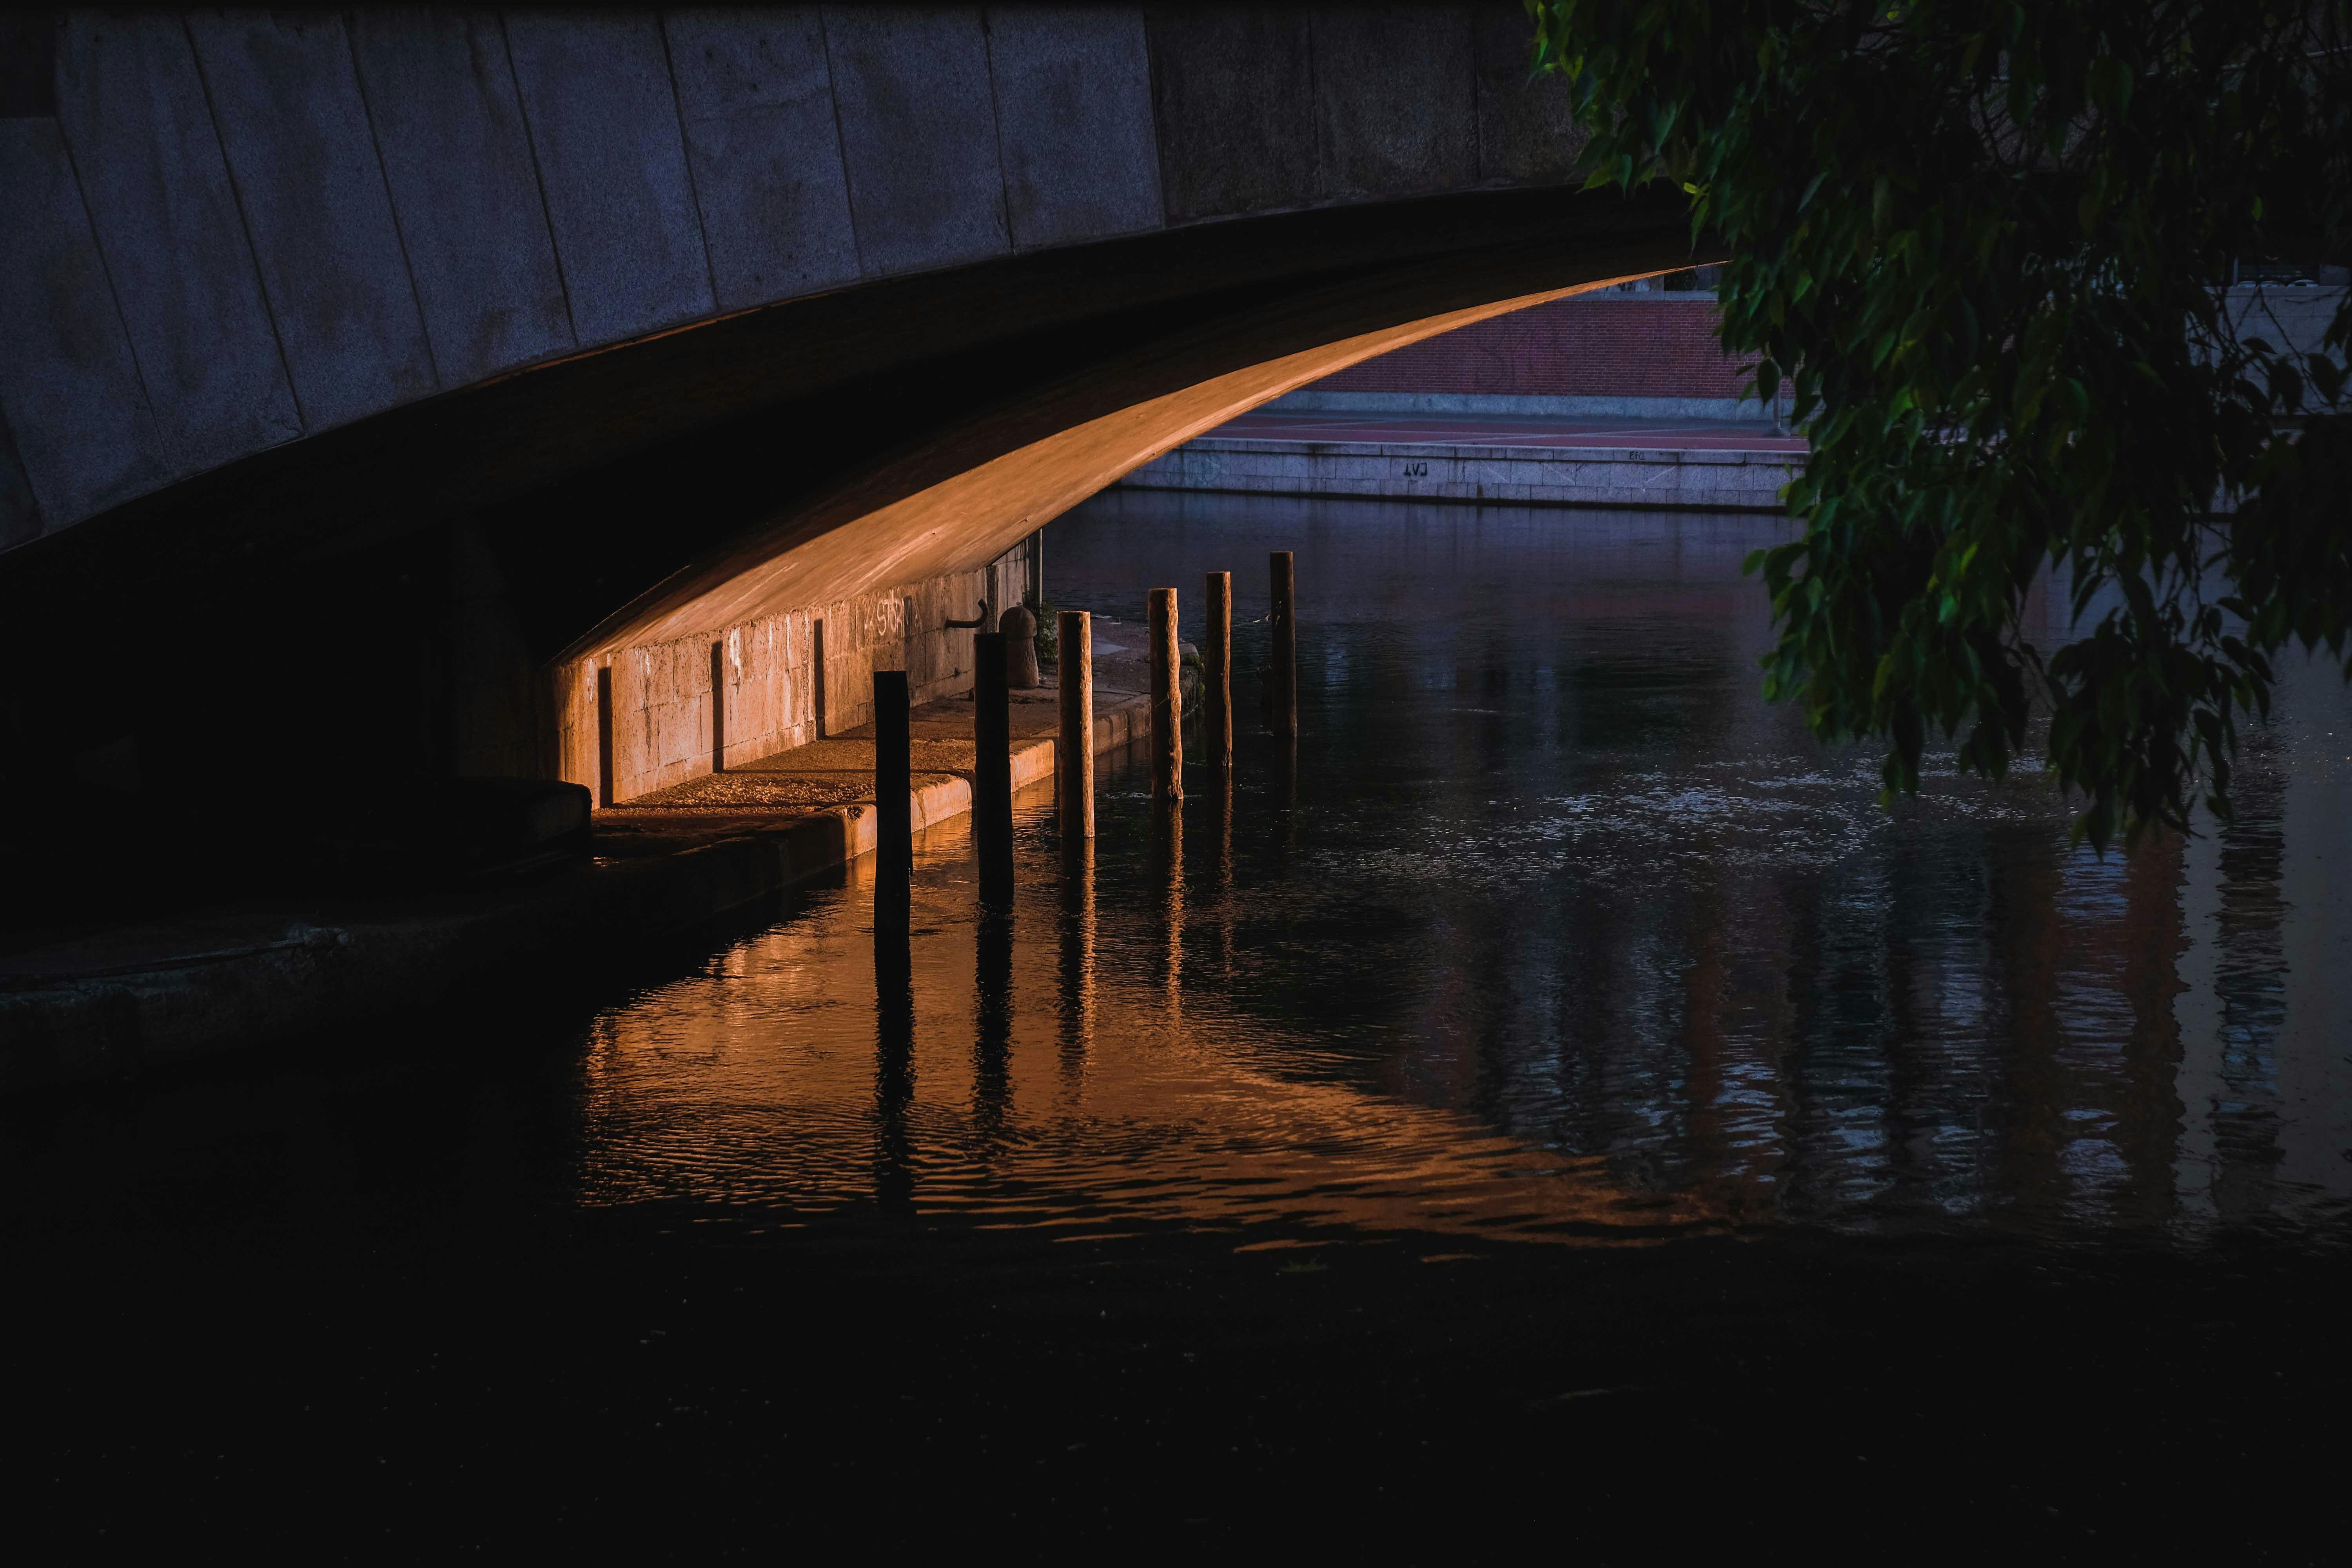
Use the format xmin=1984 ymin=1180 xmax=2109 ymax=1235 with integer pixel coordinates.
xmin=1058 ymin=610 xmax=1094 ymax=840
xmin=1000 ymin=604 xmax=1041 ymax=689
xmin=974 ymin=630 xmax=1014 ymax=903
xmin=873 ymin=669 xmax=911 ymax=921
xmin=1269 ymin=550 xmax=1297 ymax=739
xmin=1149 ymin=587 xmax=1183 ymax=801
xmin=1205 ymin=571 xmax=1232 ymax=767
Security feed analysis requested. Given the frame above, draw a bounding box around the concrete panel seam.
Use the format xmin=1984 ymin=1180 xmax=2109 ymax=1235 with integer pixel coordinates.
xmin=1133 ymin=5 xmax=1166 ymax=223
xmin=341 ymin=19 xmax=442 ymax=390
xmin=46 ymin=87 xmax=165 ymax=456
xmin=979 ymin=11 xmax=1018 ymax=253
xmin=176 ymin=13 xmax=304 ymax=430
xmin=1304 ymin=9 xmax=1323 ymax=195
xmin=654 ymin=14 xmax=724 ymax=312
xmin=1142 ymin=3 xmax=1169 ymax=225
xmin=1468 ymin=5 xmax=1490 ymax=183
xmin=496 ymin=12 xmax=581 ymax=347
xmin=812 ymin=9 xmax=869 ymax=278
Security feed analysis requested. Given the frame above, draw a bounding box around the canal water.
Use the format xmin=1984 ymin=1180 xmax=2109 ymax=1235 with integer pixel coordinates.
xmin=573 ymin=489 xmax=2352 ymax=1249
xmin=11 ymin=491 xmax=2350 ymax=1549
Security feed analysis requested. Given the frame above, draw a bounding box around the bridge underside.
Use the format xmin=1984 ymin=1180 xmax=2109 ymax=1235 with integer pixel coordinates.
xmin=0 ymin=185 xmax=1697 ymax=862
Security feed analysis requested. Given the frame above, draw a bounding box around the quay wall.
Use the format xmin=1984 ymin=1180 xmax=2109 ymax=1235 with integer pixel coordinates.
xmin=1121 ymin=438 xmax=1799 ymax=510
xmin=557 ymin=538 xmax=1037 ymax=806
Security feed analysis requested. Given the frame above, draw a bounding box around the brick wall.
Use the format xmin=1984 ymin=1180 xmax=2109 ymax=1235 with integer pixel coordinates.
xmin=1313 ymin=296 xmax=1757 ymax=399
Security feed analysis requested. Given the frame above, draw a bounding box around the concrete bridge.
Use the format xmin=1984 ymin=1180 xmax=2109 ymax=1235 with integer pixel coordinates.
xmin=0 ymin=7 xmax=1698 ymax=818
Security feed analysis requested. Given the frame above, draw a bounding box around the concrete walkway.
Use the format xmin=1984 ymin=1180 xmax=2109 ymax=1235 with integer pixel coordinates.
xmin=595 ymin=675 xmax=1154 ymax=860
xmin=1120 ymin=408 xmax=1805 ymax=510
xmin=1 ymin=670 xmax=1162 ymax=1090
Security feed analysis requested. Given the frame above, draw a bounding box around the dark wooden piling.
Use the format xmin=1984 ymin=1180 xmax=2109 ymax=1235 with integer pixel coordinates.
xmin=1204 ymin=571 xmax=1232 ymax=767
xmin=813 ymin=618 xmax=828 ymax=738
xmin=595 ymin=665 xmax=616 ymax=808
xmin=710 ymin=641 xmax=726 ymax=773
xmin=1150 ymin=587 xmax=1182 ymax=800
xmin=1058 ymin=610 xmax=1093 ymax=840
xmin=873 ymin=669 xmax=911 ymax=921
xmin=1269 ymin=551 xmax=1297 ymax=739
xmin=975 ymin=630 xmax=1014 ymax=902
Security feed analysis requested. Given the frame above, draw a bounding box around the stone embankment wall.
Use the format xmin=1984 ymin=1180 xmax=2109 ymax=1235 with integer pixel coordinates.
xmin=1127 ymin=438 xmax=1797 ymax=509
xmin=558 ymin=539 xmax=1036 ymax=806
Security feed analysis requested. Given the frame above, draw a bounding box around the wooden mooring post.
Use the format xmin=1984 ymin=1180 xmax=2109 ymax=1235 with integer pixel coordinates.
xmin=1150 ymin=587 xmax=1182 ymax=801
xmin=1269 ymin=550 xmax=1297 ymax=739
xmin=1204 ymin=570 xmax=1232 ymax=767
xmin=974 ymin=630 xmax=1015 ymax=902
xmin=1058 ymin=610 xmax=1094 ymax=841
xmin=873 ymin=668 xmax=911 ymax=926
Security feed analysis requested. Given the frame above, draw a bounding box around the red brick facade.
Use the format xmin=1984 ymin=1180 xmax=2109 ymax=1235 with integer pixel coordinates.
xmin=1317 ymin=297 xmax=1758 ymax=398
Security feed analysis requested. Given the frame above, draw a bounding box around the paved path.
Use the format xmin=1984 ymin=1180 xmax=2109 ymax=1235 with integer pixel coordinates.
xmin=597 ymin=620 xmax=1174 ymax=853
xmin=3 ymin=661 xmax=1177 ymax=1087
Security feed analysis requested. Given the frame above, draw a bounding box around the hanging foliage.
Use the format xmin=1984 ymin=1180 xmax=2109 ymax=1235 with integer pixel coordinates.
xmin=1530 ymin=0 xmax=2352 ymax=845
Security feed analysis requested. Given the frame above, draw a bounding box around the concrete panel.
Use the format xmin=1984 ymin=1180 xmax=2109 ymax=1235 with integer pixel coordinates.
xmin=0 ymin=119 xmax=171 ymax=527
xmin=1310 ymin=5 xmax=1478 ymax=200
xmin=53 ymin=15 xmax=298 ymax=474
xmin=348 ymin=11 xmax=575 ymax=383
xmin=504 ymin=11 xmax=716 ymax=346
xmin=662 ymin=7 xmax=861 ymax=309
xmin=984 ymin=6 xmax=1161 ymax=248
xmin=822 ymin=7 xmax=1011 ymax=275
xmin=185 ymin=12 xmax=436 ymax=428
xmin=1144 ymin=7 xmax=1315 ymax=222
xmin=0 ymin=401 xmax=45 ymax=548
xmin=1470 ymin=5 xmax=1583 ymax=186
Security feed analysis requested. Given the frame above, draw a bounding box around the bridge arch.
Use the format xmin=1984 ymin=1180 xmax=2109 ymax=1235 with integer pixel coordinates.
xmin=0 ymin=7 xmax=1702 ymax=817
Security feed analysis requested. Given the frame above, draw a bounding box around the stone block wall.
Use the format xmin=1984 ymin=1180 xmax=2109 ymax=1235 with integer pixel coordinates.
xmin=556 ymin=538 xmax=1037 ymax=805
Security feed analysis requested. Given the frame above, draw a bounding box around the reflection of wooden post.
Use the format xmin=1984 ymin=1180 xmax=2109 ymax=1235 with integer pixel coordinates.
xmin=1269 ymin=551 xmax=1297 ymax=739
xmin=873 ymin=670 xmax=911 ymax=922
xmin=1058 ymin=833 xmax=1094 ymax=1081
xmin=1155 ymin=795 xmax=1183 ymax=1010
xmin=1058 ymin=611 xmax=1093 ymax=840
xmin=1204 ymin=571 xmax=1232 ymax=767
xmin=975 ymin=631 xmax=1013 ymax=903
xmin=1150 ymin=588 xmax=1183 ymax=800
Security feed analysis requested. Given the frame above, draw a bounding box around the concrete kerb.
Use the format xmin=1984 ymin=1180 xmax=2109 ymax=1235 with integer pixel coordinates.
xmin=0 ymin=681 xmax=1163 ymax=1091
